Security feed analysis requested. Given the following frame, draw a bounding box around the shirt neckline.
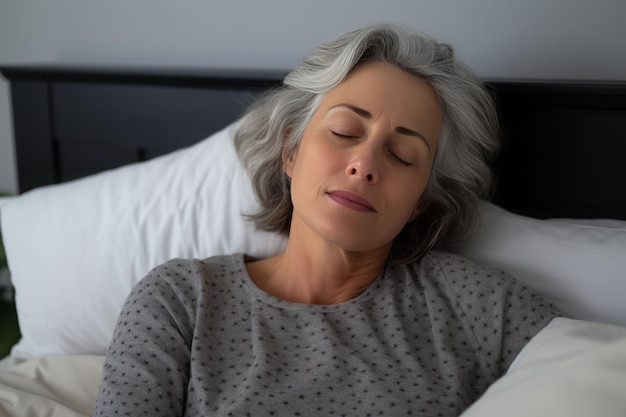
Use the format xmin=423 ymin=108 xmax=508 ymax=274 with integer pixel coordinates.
xmin=232 ymin=253 xmax=387 ymax=312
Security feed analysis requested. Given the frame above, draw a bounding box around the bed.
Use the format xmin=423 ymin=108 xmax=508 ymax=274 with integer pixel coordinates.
xmin=0 ymin=65 xmax=625 ymax=416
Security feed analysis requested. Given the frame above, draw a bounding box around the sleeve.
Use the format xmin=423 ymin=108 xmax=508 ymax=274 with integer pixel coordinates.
xmin=438 ymin=253 xmax=561 ymax=380
xmin=93 ymin=259 xmax=199 ymax=417
xmin=480 ymin=267 xmax=560 ymax=376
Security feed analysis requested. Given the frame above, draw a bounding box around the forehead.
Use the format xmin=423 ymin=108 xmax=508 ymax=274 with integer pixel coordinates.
xmin=316 ymin=61 xmax=443 ymax=144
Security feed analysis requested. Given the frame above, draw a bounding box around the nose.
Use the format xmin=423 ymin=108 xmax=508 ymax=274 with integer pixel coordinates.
xmin=346 ymin=145 xmax=380 ymax=183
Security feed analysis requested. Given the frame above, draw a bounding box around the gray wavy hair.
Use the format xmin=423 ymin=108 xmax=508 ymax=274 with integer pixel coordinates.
xmin=234 ymin=23 xmax=499 ymax=263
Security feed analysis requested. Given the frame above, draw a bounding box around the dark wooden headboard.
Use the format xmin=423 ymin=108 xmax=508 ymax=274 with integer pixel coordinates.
xmin=0 ymin=66 xmax=285 ymax=192
xmin=2 ymin=66 xmax=626 ymax=220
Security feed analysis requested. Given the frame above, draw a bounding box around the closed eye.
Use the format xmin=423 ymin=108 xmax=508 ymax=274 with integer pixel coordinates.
xmin=391 ymin=152 xmax=412 ymax=166
xmin=332 ymin=129 xmax=414 ymax=166
xmin=332 ymin=131 xmax=359 ymax=139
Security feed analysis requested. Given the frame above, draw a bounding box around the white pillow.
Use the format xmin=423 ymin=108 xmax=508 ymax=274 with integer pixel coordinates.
xmin=460 ymin=318 xmax=626 ymax=417
xmin=0 ymin=197 xmax=13 ymax=208
xmin=453 ymin=201 xmax=626 ymax=326
xmin=1 ymin=123 xmax=287 ymax=360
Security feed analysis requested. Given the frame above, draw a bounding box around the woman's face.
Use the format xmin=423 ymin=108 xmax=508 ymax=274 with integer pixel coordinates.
xmin=285 ymin=61 xmax=443 ymax=254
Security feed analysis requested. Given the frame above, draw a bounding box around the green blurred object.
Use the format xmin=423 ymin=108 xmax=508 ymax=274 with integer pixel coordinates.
xmin=0 ymin=190 xmax=12 ymax=282
xmin=0 ymin=191 xmax=20 ymax=359
xmin=0 ymin=191 xmax=8 ymax=268
xmin=0 ymin=302 xmax=20 ymax=359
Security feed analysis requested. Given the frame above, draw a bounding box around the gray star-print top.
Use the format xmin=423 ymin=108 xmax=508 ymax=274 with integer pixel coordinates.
xmin=94 ymin=251 xmax=559 ymax=417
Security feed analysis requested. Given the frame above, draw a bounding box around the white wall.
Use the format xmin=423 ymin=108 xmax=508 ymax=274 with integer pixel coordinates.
xmin=1 ymin=0 xmax=625 ymax=193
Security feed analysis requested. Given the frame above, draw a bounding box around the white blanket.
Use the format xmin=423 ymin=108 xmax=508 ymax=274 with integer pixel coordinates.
xmin=0 ymin=355 xmax=104 ymax=417
xmin=461 ymin=318 xmax=626 ymax=417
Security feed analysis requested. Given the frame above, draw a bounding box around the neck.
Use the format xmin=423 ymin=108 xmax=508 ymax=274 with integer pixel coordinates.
xmin=246 ymin=232 xmax=390 ymax=305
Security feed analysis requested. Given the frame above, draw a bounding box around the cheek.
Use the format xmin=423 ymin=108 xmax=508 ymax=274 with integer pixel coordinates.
xmin=289 ymin=147 xmax=328 ymax=204
xmin=394 ymin=176 xmax=430 ymax=220
xmin=292 ymin=140 xmax=341 ymax=181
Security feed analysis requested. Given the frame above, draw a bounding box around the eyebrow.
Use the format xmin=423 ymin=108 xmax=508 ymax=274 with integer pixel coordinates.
xmin=329 ymin=103 xmax=431 ymax=149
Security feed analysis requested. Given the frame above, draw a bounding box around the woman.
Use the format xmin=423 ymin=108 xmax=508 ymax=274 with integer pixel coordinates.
xmin=94 ymin=24 xmax=559 ymax=416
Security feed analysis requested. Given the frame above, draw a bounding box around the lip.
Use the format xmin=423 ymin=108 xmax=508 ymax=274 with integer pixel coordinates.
xmin=326 ymin=190 xmax=377 ymax=212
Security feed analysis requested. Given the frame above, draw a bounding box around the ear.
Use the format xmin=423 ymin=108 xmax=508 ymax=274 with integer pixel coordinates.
xmin=282 ymin=128 xmax=298 ymax=178
xmin=282 ymin=146 xmax=296 ymax=178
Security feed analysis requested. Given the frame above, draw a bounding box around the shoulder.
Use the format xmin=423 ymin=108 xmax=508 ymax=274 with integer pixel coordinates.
xmin=390 ymin=250 xmax=510 ymax=293
xmin=416 ymin=250 xmax=557 ymax=318
xmin=130 ymin=254 xmax=244 ymax=302
xmin=419 ymin=250 xmax=495 ymax=276
xmin=143 ymin=254 xmax=243 ymax=282
xmin=417 ymin=250 xmax=527 ymax=296
xmin=396 ymin=251 xmax=560 ymax=377
xmin=399 ymin=250 xmax=560 ymax=375
xmin=120 ymin=254 xmax=245 ymax=331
